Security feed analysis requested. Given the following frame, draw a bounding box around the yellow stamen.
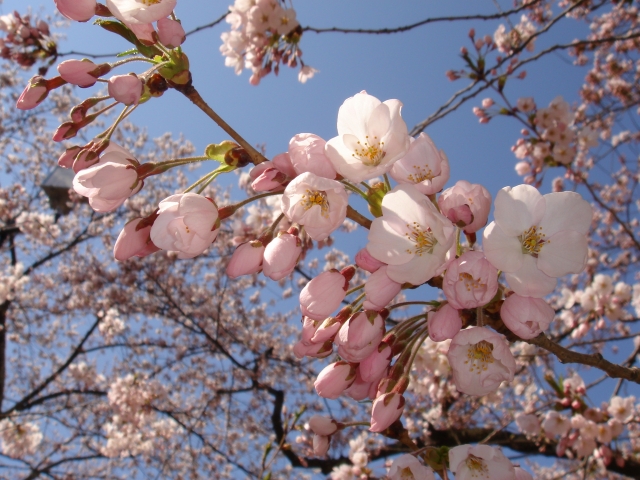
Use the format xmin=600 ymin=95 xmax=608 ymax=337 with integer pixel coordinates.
xmin=465 ymin=454 xmax=489 ymax=476
xmin=407 ymin=165 xmax=434 ymax=183
xmin=351 ymin=135 xmax=386 ymax=166
xmin=404 ymin=221 xmax=437 ymax=256
xmin=301 ymin=190 xmax=330 ymax=218
xmin=464 ymin=340 xmax=494 ymax=374
xmin=459 ymin=272 xmax=486 ymax=292
xmin=520 ymin=225 xmax=548 ymax=256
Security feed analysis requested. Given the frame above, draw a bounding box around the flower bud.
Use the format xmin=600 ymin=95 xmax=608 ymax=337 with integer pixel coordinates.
xmin=369 ymin=392 xmax=404 ymax=432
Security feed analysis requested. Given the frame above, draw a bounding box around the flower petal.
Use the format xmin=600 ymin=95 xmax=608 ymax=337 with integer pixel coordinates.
xmin=505 ymin=255 xmax=557 ymax=297
xmin=494 ymin=185 xmax=545 ymax=237
xmin=482 ymin=221 xmax=524 ymax=272
xmin=537 ymin=230 xmax=588 ymax=277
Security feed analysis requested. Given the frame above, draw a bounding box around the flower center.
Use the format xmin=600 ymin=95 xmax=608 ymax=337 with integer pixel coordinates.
xmin=137 ymin=0 xmax=162 ymax=5
xmin=464 ymin=340 xmax=494 ymax=374
xmin=301 ymin=190 xmax=329 ymax=218
xmin=399 ymin=466 xmax=416 ymax=479
xmin=465 ymin=454 xmax=489 ymax=476
xmin=520 ymin=225 xmax=548 ymax=256
xmin=405 ymin=222 xmax=437 ymax=256
xmin=406 ymin=165 xmax=434 ymax=183
xmin=459 ymin=272 xmax=486 ymax=292
xmin=351 ymin=135 xmax=386 ymax=166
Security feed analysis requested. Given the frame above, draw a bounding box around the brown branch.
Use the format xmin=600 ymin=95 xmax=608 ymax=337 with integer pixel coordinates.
xmin=172 ymin=81 xmax=268 ymax=166
xmin=0 ymin=301 xmax=8 ymax=411
xmin=346 ymin=205 xmax=372 ymax=229
xmin=525 ymin=333 xmax=640 ymax=385
xmin=1 ymin=316 xmax=102 ymax=418
xmin=303 ymin=1 xmax=543 ymax=35
xmin=185 ymin=11 xmax=230 ymax=37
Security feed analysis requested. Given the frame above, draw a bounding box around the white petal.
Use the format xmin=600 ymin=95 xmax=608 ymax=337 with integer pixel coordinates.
xmin=505 ymin=255 xmax=557 ymax=297
xmin=537 ymin=230 xmax=588 ymax=277
xmin=539 ymin=191 xmax=592 ymax=236
xmin=482 ymin=221 xmax=524 ymax=272
xmin=494 ymin=185 xmax=545 ymax=237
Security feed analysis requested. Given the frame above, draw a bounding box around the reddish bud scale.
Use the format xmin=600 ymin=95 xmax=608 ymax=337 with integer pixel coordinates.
xmin=224 ymin=147 xmax=252 ymax=168
xmin=340 ymin=265 xmax=356 ymax=283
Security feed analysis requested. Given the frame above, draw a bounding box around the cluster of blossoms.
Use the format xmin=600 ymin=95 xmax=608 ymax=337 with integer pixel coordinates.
xmin=0 ymin=11 xmax=55 ymax=69
xmin=0 ymin=419 xmax=43 ymax=458
xmin=20 ymin=2 xmax=637 ymax=477
xmin=493 ymin=14 xmax=537 ymax=54
xmin=516 ymin=372 xmax=637 ymax=466
xmin=221 ymin=0 xmax=315 ymax=84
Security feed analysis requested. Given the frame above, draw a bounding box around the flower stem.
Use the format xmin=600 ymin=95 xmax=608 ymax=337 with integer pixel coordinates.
xmin=346 ymin=206 xmax=372 ymax=229
xmin=173 ymin=83 xmax=268 ymax=166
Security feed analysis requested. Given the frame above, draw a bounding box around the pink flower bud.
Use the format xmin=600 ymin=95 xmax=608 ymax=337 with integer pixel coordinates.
xmin=157 ymin=17 xmax=185 ymax=48
xmin=308 ymin=416 xmax=338 ymax=436
xmin=363 ymin=266 xmax=402 ymax=311
xmin=299 ymin=270 xmax=348 ymax=321
xmin=359 ymin=343 xmax=392 ymax=383
xmin=226 ymin=240 xmax=264 ymax=278
xmin=127 ymin=22 xmax=156 ymax=45
xmin=355 ymin=248 xmax=385 ymax=273
xmin=57 ymin=59 xmax=100 ymax=87
xmin=108 ymin=74 xmax=143 ymax=105
xmin=314 ymin=361 xmax=357 ymax=399
xmin=300 ymin=317 xmax=320 ymax=345
xmin=53 ymin=122 xmax=78 ymax=142
xmin=442 ymin=251 xmax=499 ymax=310
xmin=335 ymin=311 xmax=385 ymax=362
xmin=370 ymin=392 xmax=404 ymax=432
xmin=58 ymin=146 xmax=82 ymax=168
xmin=288 ymin=133 xmax=337 ymax=179
xmin=501 ymin=294 xmax=554 ymax=339
xmin=55 ymin=0 xmax=97 ymax=22
xmin=438 ymin=180 xmax=492 ymax=234
xmin=293 ymin=340 xmax=333 ymax=359
xmin=113 ymin=217 xmax=160 ymax=261
xmin=427 ymin=304 xmax=462 ymax=342
xmin=73 ymin=146 xmax=142 ymax=212
xmin=344 ymin=369 xmax=374 ymax=401
xmin=16 ymin=76 xmax=48 ymax=110
xmin=249 ymin=161 xmax=288 ymax=192
xmin=311 ymin=309 xmax=350 ymax=344
xmin=312 ymin=434 xmax=330 ymax=457
xmin=262 ymin=232 xmax=301 ymax=280
xmin=482 ymin=98 xmax=494 ymax=108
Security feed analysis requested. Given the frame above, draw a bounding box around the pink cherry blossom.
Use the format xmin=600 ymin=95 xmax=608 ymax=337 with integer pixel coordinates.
xmin=72 ymin=146 xmax=142 ymax=212
xmin=281 ymin=172 xmax=348 ymax=241
xmin=389 ymin=133 xmax=450 ymax=195
xmin=113 ymin=217 xmax=160 ymax=261
xmin=298 ymin=65 xmax=318 ymax=84
xmin=249 ymin=160 xmax=289 ymax=192
xmin=363 ymin=266 xmax=402 ymax=311
xmin=369 ymin=392 xmax=404 ymax=432
xmin=325 ymin=91 xmax=409 ymax=182
xmin=447 ymin=327 xmax=516 ymax=396
xmin=387 ymin=454 xmax=435 ymax=480
xmin=427 ymin=303 xmax=462 ymax=342
xmin=226 ymin=240 xmax=265 ymax=278
xmin=501 ymin=294 xmax=554 ymax=339
xmin=483 ymin=185 xmax=592 ymax=297
xmin=108 ymin=74 xmax=143 ymax=105
xmin=314 ymin=361 xmax=357 ymax=399
xmin=288 ymin=133 xmax=337 ymax=179
xmin=442 ymin=251 xmax=499 ymax=310
xmin=262 ymin=232 xmax=301 ymax=280
xmin=515 ymin=413 xmax=541 ymax=435
xmin=299 ymin=269 xmax=348 ymax=320
xmin=57 ymin=59 xmax=101 ymax=87
xmin=541 ymin=411 xmax=571 ymax=437
xmin=438 ymin=180 xmax=492 ymax=233
xmin=150 ymin=193 xmax=220 ymax=259
xmin=607 ymin=395 xmax=636 ymax=423
xmin=449 ymin=445 xmax=515 ymax=480
xmin=157 ymin=17 xmax=185 ymax=48
xmin=106 ymin=0 xmax=177 ymax=24
xmin=366 ymin=184 xmax=455 ymax=285
xmin=55 ymin=0 xmax=96 ymax=22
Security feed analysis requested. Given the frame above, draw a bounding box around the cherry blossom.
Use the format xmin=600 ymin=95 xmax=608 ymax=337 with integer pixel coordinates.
xmin=442 ymin=251 xmax=498 ymax=310
xmin=281 ymin=172 xmax=348 ymax=241
xmin=483 ymin=184 xmax=592 ymax=297
xmin=501 ymin=294 xmax=555 ymax=339
xmin=106 ymin=0 xmax=177 ymax=25
xmin=387 ymin=454 xmax=435 ymax=480
xmin=438 ymin=180 xmax=492 ymax=233
xmin=449 ymin=444 xmax=515 ymax=480
xmin=54 ymin=0 xmax=97 ymax=22
xmin=447 ymin=327 xmax=516 ymax=396
xmin=389 ymin=133 xmax=450 ymax=195
xmin=150 ymin=193 xmax=220 ymax=259
xmin=366 ymin=184 xmax=455 ymax=285
xmin=325 ymin=91 xmax=410 ymax=182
